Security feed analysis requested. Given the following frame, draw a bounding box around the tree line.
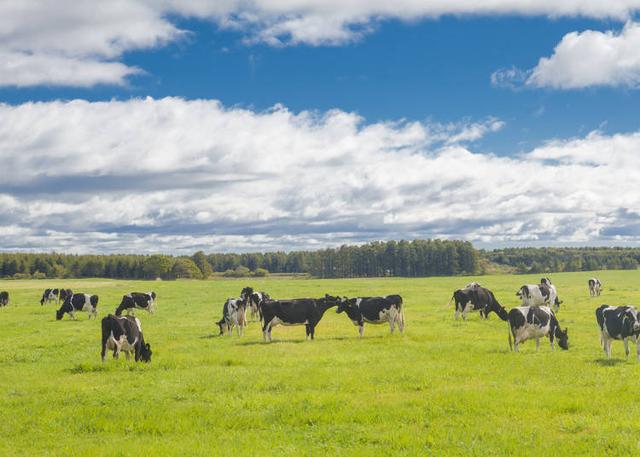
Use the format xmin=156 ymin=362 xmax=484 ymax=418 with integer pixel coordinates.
xmin=484 ymin=247 xmax=640 ymax=274
xmin=0 ymin=243 xmax=638 ymax=280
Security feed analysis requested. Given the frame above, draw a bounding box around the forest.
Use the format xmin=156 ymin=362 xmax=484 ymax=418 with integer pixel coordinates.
xmin=0 ymin=242 xmax=637 ymax=280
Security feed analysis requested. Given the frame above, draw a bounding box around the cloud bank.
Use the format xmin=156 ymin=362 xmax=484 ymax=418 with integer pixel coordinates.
xmin=0 ymin=97 xmax=638 ymax=253
xmin=2 ymin=0 xmax=640 ymax=86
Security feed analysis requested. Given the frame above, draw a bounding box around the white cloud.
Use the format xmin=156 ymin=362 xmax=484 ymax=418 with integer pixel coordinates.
xmin=0 ymin=97 xmax=639 ymax=253
xmin=528 ymin=21 xmax=640 ymax=89
xmin=2 ymin=0 xmax=640 ymax=86
xmin=494 ymin=21 xmax=640 ymax=89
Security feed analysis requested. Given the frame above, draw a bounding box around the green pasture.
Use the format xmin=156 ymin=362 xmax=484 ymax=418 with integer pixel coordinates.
xmin=1 ymin=270 xmax=639 ymax=456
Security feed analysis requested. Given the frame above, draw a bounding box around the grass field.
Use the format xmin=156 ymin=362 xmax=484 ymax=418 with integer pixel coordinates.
xmin=1 ymin=270 xmax=640 ymax=456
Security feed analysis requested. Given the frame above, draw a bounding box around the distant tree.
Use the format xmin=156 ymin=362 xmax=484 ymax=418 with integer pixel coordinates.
xmin=172 ymin=258 xmax=203 ymax=279
xmin=191 ymin=251 xmax=213 ymax=278
xmin=143 ymin=255 xmax=174 ymax=279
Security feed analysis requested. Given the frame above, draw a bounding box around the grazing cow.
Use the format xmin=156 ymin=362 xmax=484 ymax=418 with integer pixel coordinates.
xmin=40 ymin=288 xmax=61 ymax=305
xmin=115 ymin=292 xmax=157 ymax=316
xmin=101 ymin=314 xmax=152 ymax=362
xmin=336 ymin=295 xmax=404 ymax=336
xmin=449 ymin=286 xmax=499 ymax=320
xmin=449 ymin=288 xmax=482 ymax=320
xmin=0 ymin=291 xmax=8 ymax=307
xmin=516 ymin=282 xmax=562 ymax=312
xmin=589 ymin=278 xmax=602 ymax=297
xmin=216 ymin=298 xmax=247 ymax=336
xmin=595 ymin=305 xmax=640 ymax=360
xmin=261 ymin=294 xmax=341 ymax=342
xmin=507 ymin=306 xmax=568 ymax=352
xmin=56 ymin=294 xmax=98 ymax=320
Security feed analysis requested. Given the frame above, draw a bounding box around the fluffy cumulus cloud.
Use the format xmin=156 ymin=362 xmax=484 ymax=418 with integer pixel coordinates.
xmin=2 ymin=0 xmax=640 ymax=87
xmin=493 ymin=21 xmax=640 ymax=89
xmin=0 ymin=97 xmax=639 ymax=253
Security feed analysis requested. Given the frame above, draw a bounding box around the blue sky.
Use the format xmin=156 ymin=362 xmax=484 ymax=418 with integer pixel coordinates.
xmin=1 ymin=1 xmax=640 ymax=253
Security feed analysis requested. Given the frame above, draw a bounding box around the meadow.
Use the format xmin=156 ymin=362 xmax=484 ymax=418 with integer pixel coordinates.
xmin=1 ymin=270 xmax=640 ymax=456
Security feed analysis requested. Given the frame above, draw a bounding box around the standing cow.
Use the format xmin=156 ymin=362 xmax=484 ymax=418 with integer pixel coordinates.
xmin=0 ymin=291 xmax=8 ymax=307
xmin=114 ymin=292 xmax=157 ymax=316
xmin=240 ymin=287 xmax=270 ymax=322
xmin=40 ymin=288 xmax=72 ymax=306
xmin=507 ymin=306 xmax=569 ymax=352
xmin=101 ymin=314 xmax=152 ymax=362
xmin=596 ymin=305 xmax=640 ymax=360
xmin=336 ymin=295 xmax=404 ymax=336
xmin=517 ymin=281 xmax=561 ymax=312
xmin=588 ymin=278 xmax=602 ymax=297
xmin=56 ymin=293 xmax=98 ymax=320
xmin=261 ymin=294 xmax=341 ymax=342
xmin=216 ymin=298 xmax=247 ymax=336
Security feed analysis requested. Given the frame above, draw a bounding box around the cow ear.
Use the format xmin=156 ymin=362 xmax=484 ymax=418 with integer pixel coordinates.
xmin=146 ymin=343 xmax=150 ymax=350
xmin=564 ymin=328 xmax=568 ymax=334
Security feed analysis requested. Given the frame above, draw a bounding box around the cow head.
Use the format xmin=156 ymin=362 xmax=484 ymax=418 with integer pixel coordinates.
xmin=555 ymin=327 xmax=569 ymax=350
xmin=336 ymin=297 xmax=351 ymax=314
xmin=139 ymin=343 xmax=152 ymax=362
xmin=516 ymin=286 xmax=528 ymax=299
xmin=241 ymin=287 xmax=254 ymax=299
xmin=55 ymin=308 xmax=65 ymax=320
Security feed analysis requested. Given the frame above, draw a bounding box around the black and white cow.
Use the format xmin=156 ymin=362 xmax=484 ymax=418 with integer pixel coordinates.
xmin=336 ymin=295 xmax=404 ymax=336
xmin=0 ymin=291 xmax=8 ymax=307
xmin=516 ymin=281 xmax=561 ymax=312
xmin=40 ymin=288 xmax=72 ymax=305
xmin=589 ymin=278 xmax=602 ymax=297
xmin=56 ymin=293 xmax=98 ymax=320
xmin=507 ymin=306 xmax=568 ymax=352
xmin=449 ymin=288 xmax=482 ymax=320
xmin=449 ymin=286 xmax=500 ymax=320
xmin=595 ymin=305 xmax=640 ymax=360
xmin=240 ymin=287 xmax=270 ymax=322
xmin=114 ymin=292 xmax=157 ymax=316
xmin=216 ymin=298 xmax=247 ymax=336
xmin=261 ymin=294 xmax=341 ymax=342
xmin=101 ymin=314 xmax=152 ymax=362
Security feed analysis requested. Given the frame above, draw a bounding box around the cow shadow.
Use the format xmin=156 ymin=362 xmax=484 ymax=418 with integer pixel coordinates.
xmin=236 ymin=335 xmax=356 ymax=346
xmin=593 ymin=358 xmax=624 ymax=367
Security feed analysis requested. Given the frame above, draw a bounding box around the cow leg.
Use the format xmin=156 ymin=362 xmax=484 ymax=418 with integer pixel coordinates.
xmin=604 ymin=338 xmax=611 ymax=358
xmin=309 ymin=324 xmax=315 ymax=340
xmin=624 ymin=338 xmax=630 ymax=358
xmin=358 ymin=324 xmax=364 ymax=337
xmin=535 ymin=337 xmax=540 ymax=352
xmin=124 ymin=350 xmax=131 ymax=360
xmin=635 ymin=336 xmax=640 ymax=361
xmin=389 ymin=316 xmax=395 ymax=334
xmin=454 ymin=306 xmax=460 ymax=320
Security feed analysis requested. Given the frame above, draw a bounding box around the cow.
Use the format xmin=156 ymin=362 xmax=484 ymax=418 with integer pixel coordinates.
xmin=101 ymin=314 xmax=152 ymax=362
xmin=0 ymin=291 xmax=8 ymax=307
xmin=595 ymin=305 xmax=640 ymax=360
xmin=56 ymin=293 xmax=98 ymax=320
xmin=216 ymin=298 xmax=247 ymax=336
xmin=516 ymin=282 xmax=562 ymax=312
xmin=114 ymin=292 xmax=157 ymax=316
xmin=466 ymin=282 xmax=481 ymax=289
xmin=589 ymin=278 xmax=602 ymax=297
xmin=239 ymin=287 xmax=271 ymax=321
xmin=507 ymin=306 xmax=568 ymax=352
xmin=40 ymin=288 xmax=60 ymax=305
xmin=448 ymin=285 xmax=499 ymax=320
xmin=261 ymin=294 xmax=341 ymax=342
xmin=336 ymin=295 xmax=404 ymax=336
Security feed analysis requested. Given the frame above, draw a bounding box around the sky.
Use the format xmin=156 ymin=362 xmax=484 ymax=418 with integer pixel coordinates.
xmin=1 ymin=0 xmax=640 ymax=254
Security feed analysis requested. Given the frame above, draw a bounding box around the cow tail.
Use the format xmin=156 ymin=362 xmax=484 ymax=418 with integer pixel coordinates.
xmin=100 ymin=317 xmax=109 ymax=361
xmin=508 ymin=323 xmax=513 ymax=351
xmin=446 ymin=295 xmax=454 ymax=307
